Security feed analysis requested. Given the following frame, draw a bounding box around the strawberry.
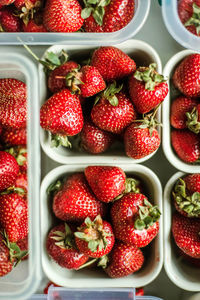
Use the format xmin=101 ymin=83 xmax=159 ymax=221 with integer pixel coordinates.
xmin=15 ymin=0 xmax=43 ymax=26
xmin=111 ymin=193 xmax=160 ymax=247
xmin=170 ymin=96 xmax=198 ymax=129
xmin=136 ymin=288 xmax=144 ymax=296
xmin=0 ymin=0 xmax=15 ymax=5
xmin=178 ymin=248 xmax=200 ymax=268
xmin=1 ymin=127 xmax=26 ymax=146
xmin=84 ymin=166 xmax=126 ymax=203
xmin=44 ymin=282 xmax=60 ymax=294
xmin=186 ymin=103 xmax=200 ymax=134
xmin=0 ymin=79 xmax=27 ymax=129
xmin=75 ymin=215 xmax=115 ymax=258
xmin=7 ymin=146 xmax=27 ymax=173
xmin=105 ymin=241 xmax=144 ymax=278
xmin=184 ymin=173 xmax=200 ymax=193
xmin=91 ymin=47 xmax=136 ymax=82
xmin=43 ymin=0 xmax=84 ymax=32
xmin=0 ymin=151 xmax=19 ymax=191
xmin=173 ymin=54 xmax=200 ymax=97
xmin=178 ymin=0 xmax=200 ymax=36
xmin=52 ymin=173 xmax=106 ymax=222
xmin=80 ymin=119 xmax=115 ymax=154
xmin=0 ymin=230 xmax=13 ymax=277
xmin=172 ymin=212 xmax=200 ymax=258
xmin=15 ymin=172 xmax=28 ymax=195
xmin=82 ymin=0 xmax=134 ymax=32
xmin=91 ymin=82 xmax=136 ymax=134
xmin=40 ymin=89 xmax=84 ymax=148
xmin=0 ymin=7 xmax=22 ymax=32
xmin=0 ymin=193 xmax=28 ymax=242
xmin=46 ymin=223 xmax=89 ymax=269
xmin=23 ymin=18 xmax=47 ymax=32
xmin=129 ymin=63 xmax=168 ymax=114
xmin=171 ymin=130 xmax=200 ymax=163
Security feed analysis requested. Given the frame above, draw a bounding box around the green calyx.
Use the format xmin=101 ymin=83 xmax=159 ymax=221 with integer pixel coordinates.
xmin=51 ymin=223 xmax=75 ymax=249
xmin=64 ymin=67 xmax=84 ymax=94
xmin=51 ymin=134 xmax=72 ymax=148
xmin=134 ymin=63 xmax=166 ymax=91
xmin=134 ymin=198 xmax=161 ymax=230
xmin=6 ymin=147 xmax=27 ymax=166
xmin=114 ymin=177 xmax=141 ymax=201
xmin=0 ymin=187 xmax=26 ymax=196
xmin=47 ymin=179 xmax=62 ymax=195
xmin=185 ymin=3 xmax=200 ymax=35
xmin=186 ymin=107 xmax=200 ymax=134
xmin=173 ymin=178 xmax=200 ymax=217
xmin=81 ymin=0 xmax=111 ymax=26
xmin=95 ymin=81 xmax=123 ymax=106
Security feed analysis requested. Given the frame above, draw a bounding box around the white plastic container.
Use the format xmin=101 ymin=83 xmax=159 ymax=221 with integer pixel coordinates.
xmin=0 ymin=53 xmax=41 ymax=299
xmin=162 ymin=0 xmax=200 ymax=51
xmin=162 ymin=49 xmax=200 ymax=173
xmin=39 ymin=39 xmax=162 ymax=165
xmin=0 ymin=0 xmax=150 ymax=45
xmin=164 ymin=172 xmax=200 ymax=292
xmin=40 ymin=163 xmax=163 ymax=288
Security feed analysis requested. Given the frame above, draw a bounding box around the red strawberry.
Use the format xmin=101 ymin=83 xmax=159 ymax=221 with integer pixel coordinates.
xmin=75 ymin=215 xmax=115 ymax=258
xmin=1 ymin=127 xmax=26 ymax=146
xmin=178 ymin=248 xmax=200 ymax=268
xmin=82 ymin=0 xmax=134 ymax=32
xmin=14 ymin=0 xmax=39 ymax=9
xmin=84 ymin=166 xmax=126 ymax=203
xmin=105 ymin=241 xmax=144 ymax=278
xmin=52 ymin=173 xmax=106 ymax=222
xmin=171 ymin=130 xmax=200 ymax=163
xmin=129 ymin=64 xmax=168 ymax=114
xmin=178 ymin=0 xmax=200 ymax=36
xmin=0 ymin=79 xmax=27 ymax=129
xmin=23 ymin=19 xmax=47 ymax=32
xmin=46 ymin=223 xmax=89 ymax=269
xmin=172 ymin=212 xmax=200 ymax=258
xmin=43 ymin=0 xmax=84 ymax=32
xmin=0 ymin=151 xmax=19 ymax=191
xmin=184 ymin=173 xmax=200 ymax=193
xmin=91 ymin=47 xmax=136 ymax=82
xmin=136 ymin=288 xmax=144 ymax=296
xmin=7 ymin=146 xmax=27 ymax=173
xmin=173 ymin=54 xmax=200 ymax=97
xmin=170 ymin=96 xmax=198 ymax=129
xmin=0 ymin=230 xmax=13 ymax=277
xmin=15 ymin=172 xmax=28 ymax=195
xmin=186 ymin=103 xmax=200 ymax=134
xmin=111 ymin=193 xmax=160 ymax=247
xmin=0 ymin=193 xmax=28 ymax=242
xmin=80 ymin=119 xmax=115 ymax=154
xmin=0 ymin=0 xmax=15 ymax=5
xmin=0 ymin=7 xmax=22 ymax=32
xmin=91 ymin=82 xmax=136 ymax=134
xmin=40 ymin=89 xmax=84 ymax=147
xmin=44 ymin=282 xmax=60 ymax=294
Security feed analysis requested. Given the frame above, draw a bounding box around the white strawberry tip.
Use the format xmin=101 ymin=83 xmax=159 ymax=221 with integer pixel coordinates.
xmin=185 ymin=3 xmax=200 ymax=35
xmin=186 ymin=107 xmax=200 ymax=134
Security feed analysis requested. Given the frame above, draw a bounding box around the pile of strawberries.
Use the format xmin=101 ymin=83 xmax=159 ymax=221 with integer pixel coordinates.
xmin=39 ymin=46 xmax=168 ymax=159
xmin=171 ymin=53 xmax=200 ymax=164
xmin=178 ymin=0 xmax=200 ymax=37
xmin=0 ymin=0 xmax=134 ymax=33
xmin=46 ymin=165 xmax=161 ymax=278
xmin=0 ymin=78 xmax=28 ymax=277
xmin=172 ymin=173 xmax=200 ymax=267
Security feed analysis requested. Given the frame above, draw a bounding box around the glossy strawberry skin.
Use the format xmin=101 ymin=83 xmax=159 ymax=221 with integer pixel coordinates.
xmin=178 ymin=0 xmax=200 ymax=36
xmin=184 ymin=173 xmax=200 ymax=193
xmin=53 ymin=173 xmax=106 ymax=222
xmin=0 ymin=151 xmax=19 ymax=191
xmin=124 ymin=123 xmax=160 ymax=159
xmin=43 ymin=0 xmax=84 ymax=32
xmin=105 ymin=241 xmax=144 ymax=278
xmin=172 ymin=213 xmax=200 ymax=258
xmin=1 ymin=127 xmax=26 ymax=146
xmin=46 ymin=224 xmax=89 ymax=269
xmin=0 ymin=0 xmax=15 ymax=5
xmin=40 ymin=89 xmax=84 ymax=137
xmin=91 ymin=47 xmax=136 ymax=82
xmin=170 ymin=96 xmax=198 ymax=129
xmin=84 ymin=166 xmax=126 ymax=203
xmin=0 ymin=7 xmax=21 ymax=32
xmin=0 ymin=230 xmax=13 ymax=277
xmin=173 ymin=54 xmax=200 ymax=97
xmin=91 ymin=92 xmax=136 ymax=134
xmin=171 ymin=130 xmax=200 ymax=163
xmin=0 ymin=193 xmax=28 ymax=243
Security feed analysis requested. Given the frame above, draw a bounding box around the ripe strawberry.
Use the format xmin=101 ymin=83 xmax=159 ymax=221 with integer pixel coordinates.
xmin=91 ymin=47 xmax=136 ymax=82
xmin=80 ymin=119 xmax=115 ymax=154
xmin=0 ymin=79 xmax=27 ymax=129
xmin=44 ymin=282 xmax=60 ymax=294
xmin=171 ymin=130 xmax=200 ymax=163
xmin=0 ymin=7 xmax=22 ymax=32
xmin=82 ymin=0 xmax=134 ymax=32
xmin=1 ymin=127 xmax=26 ymax=146
xmin=75 ymin=215 xmax=115 ymax=258
xmin=184 ymin=173 xmax=200 ymax=193
xmin=172 ymin=212 xmax=200 ymax=258
xmin=170 ymin=96 xmax=198 ymax=129
xmin=111 ymin=193 xmax=160 ymax=247
xmin=43 ymin=0 xmax=84 ymax=32
xmin=129 ymin=63 xmax=168 ymax=114
xmin=91 ymin=82 xmax=136 ymax=134
xmin=0 ymin=0 xmax=15 ymax=5
xmin=186 ymin=103 xmax=200 ymax=134
xmin=0 ymin=151 xmax=19 ymax=191
xmin=105 ymin=242 xmax=144 ymax=278
xmin=40 ymin=89 xmax=84 ymax=147
xmin=0 ymin=193 xmax=28 ymax=242
xmin=0 ymin=230 xmax=13 ymax=277
xmin=173 ymin=54 xmax=200 ymax=97
xmin=15 ymin=172 xmax=28 ymax=195
xmin=23 ymin=19 xmax=47 ymax=32
xmin=178 ymin=0 xmax=200 ymax=36
xmin=84 ymin=166 xmax=126 ymax=203
xmin=46 ymin=223 xmax=89 ymax=269
xmin=7 ymin=146 xmax=27 ymax=173
xmin=52 ymin=173 xmax=106 ymax=222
